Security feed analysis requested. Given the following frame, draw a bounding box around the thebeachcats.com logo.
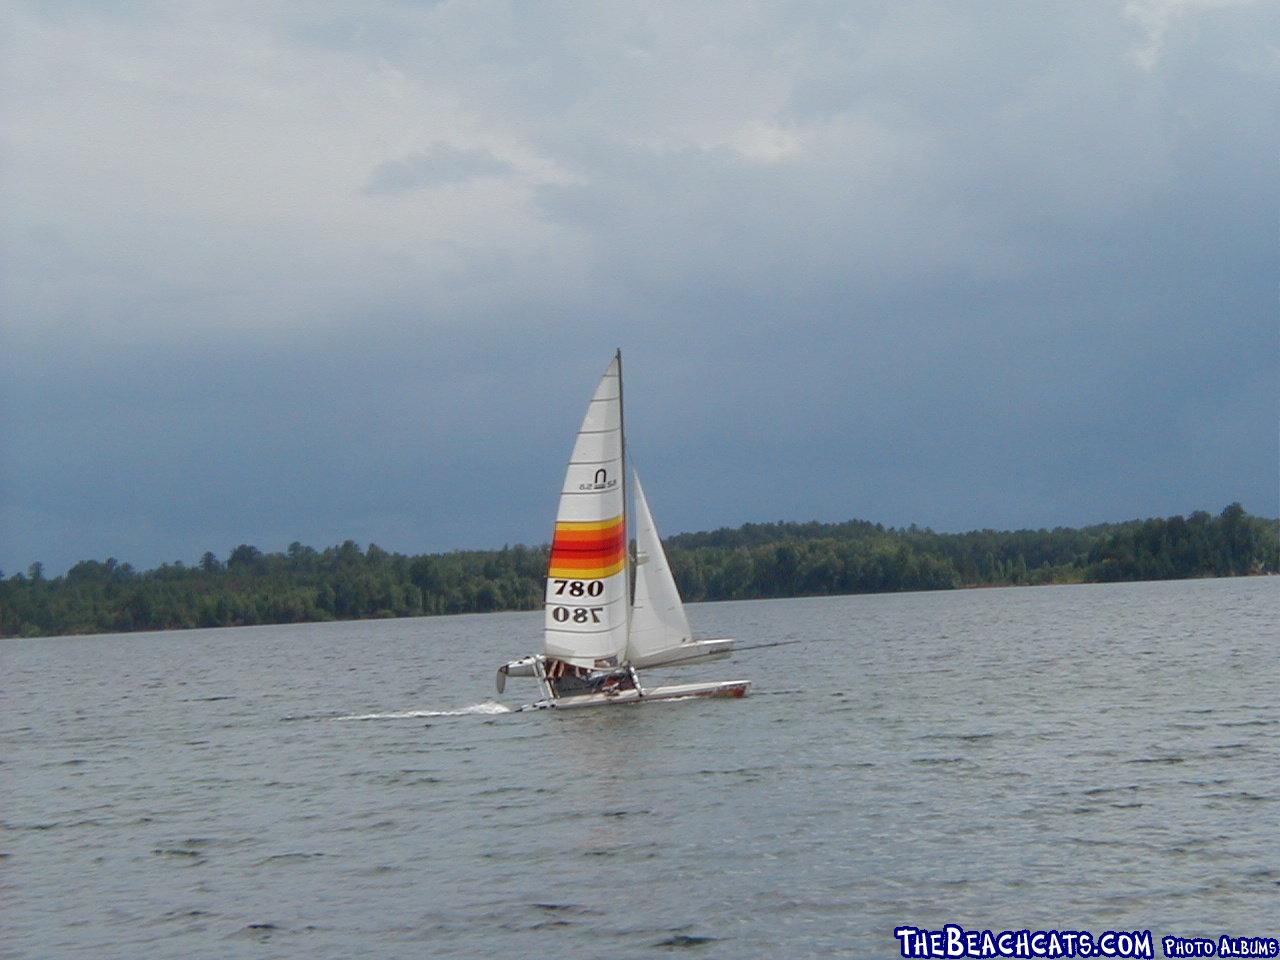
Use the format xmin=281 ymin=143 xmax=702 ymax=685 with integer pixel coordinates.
xmin=892 ymin=926 xmax=1279 ymax=960
xmin=893 ymin=925 xmax=1155 ymax=959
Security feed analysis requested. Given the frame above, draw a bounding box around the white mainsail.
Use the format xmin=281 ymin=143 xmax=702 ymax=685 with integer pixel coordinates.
xmin=627 ymin=472 xmax=693 ymax=661
xmin=542 ymin=353 xmax=630 ymax=669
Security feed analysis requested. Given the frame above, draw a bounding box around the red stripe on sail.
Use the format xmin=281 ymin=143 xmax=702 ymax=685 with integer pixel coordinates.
xmin=551 ymin=543 xmax=624 ymax=562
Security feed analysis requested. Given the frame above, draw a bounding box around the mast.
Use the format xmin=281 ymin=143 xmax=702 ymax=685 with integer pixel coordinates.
xmin=616 ymin=348 xmax=633 ymax=630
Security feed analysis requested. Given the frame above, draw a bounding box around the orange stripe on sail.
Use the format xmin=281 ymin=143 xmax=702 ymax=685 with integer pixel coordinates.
xmin=553 ymin=516 xmax=624 ymax=534
xmin=553 ymin=527 xmax=625 ymax=545
xmin=550 ymin=549 xmax=625 ymax=568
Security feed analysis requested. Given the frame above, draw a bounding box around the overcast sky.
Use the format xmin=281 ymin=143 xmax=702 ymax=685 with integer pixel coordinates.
xmin=2 ymin=0 xmax=1276 ymax=575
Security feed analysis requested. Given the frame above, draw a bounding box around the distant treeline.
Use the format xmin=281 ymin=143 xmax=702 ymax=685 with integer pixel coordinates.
xmin=1 ymin=503 xmax=1274 ymax=638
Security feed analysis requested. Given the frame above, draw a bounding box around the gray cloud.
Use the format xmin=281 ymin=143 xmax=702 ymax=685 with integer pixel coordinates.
xmin=364 ymin=143 xmax=513 ymax=194
xmin=1 ymin=0 xmax=1276 ymax=575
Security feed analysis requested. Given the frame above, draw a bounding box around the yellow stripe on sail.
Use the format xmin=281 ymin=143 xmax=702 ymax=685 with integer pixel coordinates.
xmin=547 ymin=557 xmax=626 ymax=580
xmin=553 ymin=515 xmax=624 ymax=533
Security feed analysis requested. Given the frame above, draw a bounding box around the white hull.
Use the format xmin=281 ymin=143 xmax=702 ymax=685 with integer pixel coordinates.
xmin=627 ymin=638 xmax=733 ymax=669
xmin=520 ymin=679 xmax=750 ymax=711
xmin=497 ymin=639 xmax=733 ymax=692
xmin=495 ymin=655 xmax=537 ymax=692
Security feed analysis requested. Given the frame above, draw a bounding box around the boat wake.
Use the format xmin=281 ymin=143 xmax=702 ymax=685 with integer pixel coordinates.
xmin=334 ymin=702 xmax=512 ymax=721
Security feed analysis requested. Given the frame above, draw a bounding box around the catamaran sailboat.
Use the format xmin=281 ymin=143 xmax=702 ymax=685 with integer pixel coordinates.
xmin=496 ymin=350 xmax=749 ymax=709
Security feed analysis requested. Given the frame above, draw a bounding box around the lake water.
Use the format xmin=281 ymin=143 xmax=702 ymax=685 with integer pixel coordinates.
xmin=3 ymin=577 xmax=1278 ymax=958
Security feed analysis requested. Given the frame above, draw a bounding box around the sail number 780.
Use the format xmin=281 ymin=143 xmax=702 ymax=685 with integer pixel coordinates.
xmin=551 ymin=579 xmax=604 ymax=597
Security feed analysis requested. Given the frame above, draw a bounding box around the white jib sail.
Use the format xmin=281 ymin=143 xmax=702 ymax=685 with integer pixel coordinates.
xmin=626 ymin=472 xmax=694 ymax=663
xmin=543 ymin=355 xmax=630 ymax=669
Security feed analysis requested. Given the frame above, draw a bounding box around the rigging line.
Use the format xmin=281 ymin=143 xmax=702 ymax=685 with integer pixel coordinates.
xmin=733 ymin=639 xmax=806 ymax=651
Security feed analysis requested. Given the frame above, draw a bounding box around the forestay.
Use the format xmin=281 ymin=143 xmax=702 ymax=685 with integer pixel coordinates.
xmin=543 ymin=355 xmax=630 ymax=668
xmin=627 ymin=472 xmax=694 ymax=663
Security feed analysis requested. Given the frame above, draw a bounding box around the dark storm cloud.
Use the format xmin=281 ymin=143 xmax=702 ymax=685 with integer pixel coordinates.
xmin=0 ymin=0 xmax=1275 ymax=575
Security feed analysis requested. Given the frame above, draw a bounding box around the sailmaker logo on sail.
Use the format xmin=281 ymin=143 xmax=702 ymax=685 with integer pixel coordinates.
xmin=577 ymin=468 xmax=618 ymax=492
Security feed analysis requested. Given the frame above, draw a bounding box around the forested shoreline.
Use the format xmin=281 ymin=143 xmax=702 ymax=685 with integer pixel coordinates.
xmin=1 ymin=503 xmax=1274 ymax=638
